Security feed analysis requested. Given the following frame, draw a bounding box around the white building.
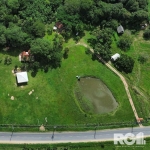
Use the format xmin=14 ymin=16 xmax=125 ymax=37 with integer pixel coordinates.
xmin=16 ymin=72 xmax=29 ymax=83
xmin=111 ymin=53 xmax=120 ymax=61
xmin=117 ymin=25 xmax=124 ymax=34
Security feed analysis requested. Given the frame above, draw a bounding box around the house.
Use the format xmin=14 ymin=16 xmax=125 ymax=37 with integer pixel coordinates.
xmin=19 ymin=50 xmax=34 ymax=62
xmin=54 ymin=22 xmax=64 ymax=32
xmin=16 ymin=72 xmax=29 ymax=83
xmin=117 ymin=25 xmax=124 ymax=34
xmin=20 ymin=50 xmax=30 ymax=61
xmin=111 ymin=53 xmax=120 ymax=61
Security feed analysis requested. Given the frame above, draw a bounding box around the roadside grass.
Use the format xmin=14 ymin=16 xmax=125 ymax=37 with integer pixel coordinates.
xmin=1 ymin=137 xmax=150 ymax=150
xmin=0 ymin=44 xmax=134 ymax=126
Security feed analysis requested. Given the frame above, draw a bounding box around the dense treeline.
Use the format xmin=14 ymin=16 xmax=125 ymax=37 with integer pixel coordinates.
xmin=0 ymin=0 xmax=148 ymax=71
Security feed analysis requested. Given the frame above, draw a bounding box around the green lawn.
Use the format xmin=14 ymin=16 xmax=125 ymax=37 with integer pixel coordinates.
xmin=0 ymin=43 xmax=134 ymax=126
xmin=1 ymin=138 xmax=150 ymax=150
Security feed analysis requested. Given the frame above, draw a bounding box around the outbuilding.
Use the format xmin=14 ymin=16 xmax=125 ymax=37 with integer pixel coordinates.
xmin=111 ymin=53 xmax=120 ymax=61
xmin=16 ymin=72 xmax=29 ymax=83
xmin=53 ymin=26 xmax=57 ymax=30
xmin=117 ymin=25 xmax=124 ymax=34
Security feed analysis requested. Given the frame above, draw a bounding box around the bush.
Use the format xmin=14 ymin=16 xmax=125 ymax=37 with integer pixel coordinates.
xmin=138 ymin=55 xmax=147 ymax=64
xmin=4 ymin=56 xmax=12 ymax=65
xmin=63 ymin=47 xmax=69 ymax=59
xmin=143 ymin=29 xmax=150 ymax=39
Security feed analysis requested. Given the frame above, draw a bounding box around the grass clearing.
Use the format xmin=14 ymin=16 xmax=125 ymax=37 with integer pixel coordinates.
xmin=0 ymin=43 xmax=134 ymax=126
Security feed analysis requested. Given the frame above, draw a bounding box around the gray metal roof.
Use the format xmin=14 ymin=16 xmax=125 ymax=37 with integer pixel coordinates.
xmin=117 ymin=25 xmax=124 ymax=34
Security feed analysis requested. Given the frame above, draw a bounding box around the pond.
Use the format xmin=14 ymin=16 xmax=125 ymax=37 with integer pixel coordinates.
xmin=75 ymin=77 xmax=118 ymax=114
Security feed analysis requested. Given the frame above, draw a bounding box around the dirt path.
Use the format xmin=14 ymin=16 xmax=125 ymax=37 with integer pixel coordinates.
xmin=77 ymin=42 xmax=142 ymax=127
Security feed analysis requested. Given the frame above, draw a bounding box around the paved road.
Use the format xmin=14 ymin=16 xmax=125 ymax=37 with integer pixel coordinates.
xmin=0 ymin=126 xmax=150 ymax=144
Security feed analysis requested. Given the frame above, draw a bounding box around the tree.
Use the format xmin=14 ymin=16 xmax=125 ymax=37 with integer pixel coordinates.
xmin=117 ymin=30 xmax=133 ymax=51
xmin=6 ymin=0 xmax=20 ymax=11
xmin=125 ymin=0 xmax=139 ymax=12
xmin=5 ymin=23 xmax=30 ymax=47
xmin=32 ymin=21 xmax=45 ymax=37
xmin=114 ymin=54 xmax=135 ymax=73
xmin=0 ymin=24 xmax=6 ymax=46
xmin=92 ymin=27 xmax=113 ymax=62
xmin=131 ymin=10 xmax=148 ymax=23
xmin=94 ymin=43 xmax=111 ymax=62
xmin=64 ymin=0 xmax=81 ymax=14
xmin=0 ymin=34 xmax=6 ymax=46
xmin=30 ymin=38 xmax=62 ymax=68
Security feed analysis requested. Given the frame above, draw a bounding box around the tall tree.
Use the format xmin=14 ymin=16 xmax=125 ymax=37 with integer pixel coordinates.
xmin=114 ymin=54 xmax=135 ymax=73
xmin=5 ymin=23 xmax=30 ymax=47
xmin=0 ymin=24 xmax=6 ymax=46
xmin=32 ymin=21 xmax=45 ymax=37
xmin=117 ymin=31 xmax=133 ymax=51
xmin=30 ymin=38 xmax=62 ymax=68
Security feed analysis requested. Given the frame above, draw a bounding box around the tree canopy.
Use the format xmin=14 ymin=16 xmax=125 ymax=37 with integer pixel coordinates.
xmin=114 ymin=54 xmax=135 ymax=73
xmin=0 ymin=0 xmax=148 ymax=70
xmin=117 ymin=30 xmax=133 ymax=51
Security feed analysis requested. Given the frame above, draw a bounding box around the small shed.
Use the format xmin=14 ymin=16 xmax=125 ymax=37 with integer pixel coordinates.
xmin=53 ymin=26 xmax=57 ymax=30
xmin=16 ymin=72 xmax=29 ymax=83
xmin=55 ymin=22 xmax=64 ymax=32
xmin=117 ymin=25 xmax=124 ymax=34
xmin=111 ymin=53 xmax=120 ymax=61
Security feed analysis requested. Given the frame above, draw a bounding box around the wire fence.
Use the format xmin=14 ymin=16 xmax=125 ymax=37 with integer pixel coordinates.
xmin=1 ymin=120 xmax=149 ymax=131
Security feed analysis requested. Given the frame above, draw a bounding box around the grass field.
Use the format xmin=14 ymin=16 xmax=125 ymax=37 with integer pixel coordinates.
xmin=111 ymin=30 xmax=150 ymax=120
xmin=109 ymin=0 xmax=150 ymax=121
xmin=0 ymin=39 xmax=134 ymax=126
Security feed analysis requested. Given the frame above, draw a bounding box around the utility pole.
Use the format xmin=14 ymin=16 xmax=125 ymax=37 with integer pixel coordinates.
xmin=131 ymin=124 xmax=133 ymax=133
xmin=51 ymin=126 xmax=56 ymax=140
xmin=94 ymin=126 xmax=97 ymax=139
xmin=10 ymin=125 xmax=14 ymax=141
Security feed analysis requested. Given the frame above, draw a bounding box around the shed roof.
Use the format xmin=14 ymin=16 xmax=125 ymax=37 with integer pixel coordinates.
xmin=16 ymin=72 xmax=29 ymax=83
xmin=55 ymin=22 xmax=63 ymax=29
xmin=111 ymin=53 xmax=120 ymax=61
xmin=117 ymin=25 xmax=124 ymax=34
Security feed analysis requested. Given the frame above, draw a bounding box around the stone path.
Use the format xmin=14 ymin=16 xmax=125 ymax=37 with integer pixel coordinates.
xmin=77 ymin=42 xmax=142 ymax=127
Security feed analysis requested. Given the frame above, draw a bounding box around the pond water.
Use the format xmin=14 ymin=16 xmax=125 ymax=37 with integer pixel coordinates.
xmin=77 ymin=77 xmax=118 ymax=114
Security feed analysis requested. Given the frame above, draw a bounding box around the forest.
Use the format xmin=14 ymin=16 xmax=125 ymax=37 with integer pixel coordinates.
xmin=0 ymin=0 xmax=148 ymax=72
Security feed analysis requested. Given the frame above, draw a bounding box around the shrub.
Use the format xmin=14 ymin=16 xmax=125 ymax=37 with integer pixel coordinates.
xmin=63 ymin=47 xmax=69 ymax=59
xmin=4 ymin=56 xmax=12 ymax=65
xmin=143 ymin=29 xmax=150 ymax=39
xmin=138 ymin=55 xmax=147 ymax=64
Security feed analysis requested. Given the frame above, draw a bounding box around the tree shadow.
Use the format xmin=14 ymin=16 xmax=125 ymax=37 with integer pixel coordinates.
xmin=16 ymin=77 xmax=28 ymax=87
xmin=63 ymin=53 xmax=68 ymax=59
xmin=31 ymin=71 xmax=37 ymax=77
xmin=87 ymin=38 xmax=96 ymax=48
